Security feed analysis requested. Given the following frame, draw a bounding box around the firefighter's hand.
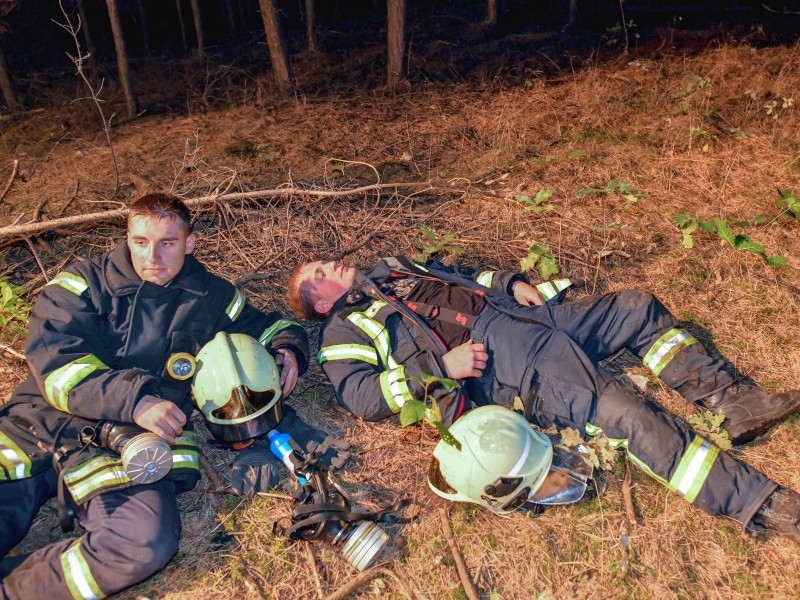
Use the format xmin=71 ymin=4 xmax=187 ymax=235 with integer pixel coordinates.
xmin=275 ymin=349 xmax=299 ymax=396
xmin=512 ymin=281 xmax=544 ymax=307
xmin=442 ymin=340 xmax=488 ymax=379
xmin=133 ymin=395 xmax=186 ymax=444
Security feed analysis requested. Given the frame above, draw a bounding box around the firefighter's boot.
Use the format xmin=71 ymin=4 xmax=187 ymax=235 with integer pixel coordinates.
xmin=699 ymin=385 xmax=800 ymax=444
xmin=753 ymin=487 xmax=800 ymax=543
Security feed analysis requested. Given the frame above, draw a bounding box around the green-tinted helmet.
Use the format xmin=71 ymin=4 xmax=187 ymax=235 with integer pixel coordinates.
xmin=428 ymin=406 xmax=553 ymax=514
xmin=192 ymin=332 xmax=284 ymax=443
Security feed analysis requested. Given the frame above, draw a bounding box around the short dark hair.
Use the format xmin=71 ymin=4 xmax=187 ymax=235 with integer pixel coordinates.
xmin=288 ymin=262 xmax=328 ymax=321
xmin=128 ymin=193 xmax=192 ymax=233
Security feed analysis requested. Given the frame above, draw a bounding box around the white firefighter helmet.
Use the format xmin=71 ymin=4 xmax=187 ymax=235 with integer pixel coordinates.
xmin=192 ymin=332 xmax=284 ymax=443
xmin=428 ymin=406 xmax=553 ymax=514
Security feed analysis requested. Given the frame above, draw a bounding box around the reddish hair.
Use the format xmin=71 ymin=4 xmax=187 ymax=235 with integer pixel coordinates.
xmin=288 ymin=262 xmax=329 ymax=321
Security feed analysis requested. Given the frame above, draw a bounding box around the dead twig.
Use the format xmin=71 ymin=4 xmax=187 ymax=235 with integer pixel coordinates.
xmin=304 ymin=543 xmax=325 ymax=599
xmin=22 ymin=237 xmax=49 ymax=283
xmin=199 ymin=448 xmax=227 ymax=492
xmin=438 ymin=508 xmax=480 ymax=600
xmin=325 ymin=567 xmax=414 ymax=600
xmin=622 ymin=459 xmax=638 ymax=526
xmin=0 ymin=182 xmax=433 ymax=240
xmin=0 ymin=159 xmax=18 ymax=207
xmin=0 ymin=343 xmax=26 ymax=361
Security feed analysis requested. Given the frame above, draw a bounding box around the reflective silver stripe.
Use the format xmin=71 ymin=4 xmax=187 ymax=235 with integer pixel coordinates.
xmin=476 ymin=271 xmax=495 ymax=287
xmin=44 ymin=355 xmax=109 ymax=412
xmin=61 ymin=540 xmax=105 ymax=599
xmin=668 ymin=436 xmax=718 ymax=502
xmin=508 ymin=430 xmax=532 ymax=476
xmin=0 ymin=432 xmax=31 ymax=479
xmin=643 ymin=328 xmax=699 ymax=376
xmin=258 ymin=319 xmax=298 ymax=345
xmin=347 ymin=311 xmax=398 ymax=369
xmin=384 ymin=365 xmax=412 ymax=410
xmin=225 ymin=290 xmax=246 ymax=321
xmin=318 ymin=344 xmax=379 ymax=365
xmin=66 ymin=462 xmax=130 ymax=504
xmin=172 ymin=451 xmax=200 ymax=469
xmin=48 ymin=272 xmax=89 ymax=296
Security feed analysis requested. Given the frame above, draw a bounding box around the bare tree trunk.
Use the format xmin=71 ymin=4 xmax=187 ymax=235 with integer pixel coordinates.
xmin=258 ymin=0 xmax=294 ymax=94
xmin=304 ymin=0 xmax=318 ymax=53
xmin=386 ymin=0 xmax=405 ymax=88
xmin=105 ymin=0 xmax=138 ymax=116
xmin=221 ymin=0 xmax=236 ymax=39
xmin=135 ymin=0 xmax=151 ymax=53
xmin=483 ymin=0 xmax=498 ymax=27
xmin=175 ymin=0 xmax=188 ymax=54
xmin=0 ymin=44 xmax=19 ymax=112
xmin=75 ymin=0 xmax=95 ymax=58
xmin=189 ymin=0 xmax=205 ymax=58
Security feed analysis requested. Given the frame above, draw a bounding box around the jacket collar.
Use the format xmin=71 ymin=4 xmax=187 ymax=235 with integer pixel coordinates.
xmin=102 ymin=243 xmax=210 ymax=297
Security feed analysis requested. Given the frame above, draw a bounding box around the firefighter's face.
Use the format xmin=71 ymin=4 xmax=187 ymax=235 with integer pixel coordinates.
xmin=127 ymin=215 xmax=196 ymax=286
xmin=299 ymin=260 xmax=356 ymax=313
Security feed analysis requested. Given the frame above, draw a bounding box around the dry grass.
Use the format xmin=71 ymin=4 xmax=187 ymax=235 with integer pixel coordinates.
xmin=2 ymin=39 xmax=800 ymax=599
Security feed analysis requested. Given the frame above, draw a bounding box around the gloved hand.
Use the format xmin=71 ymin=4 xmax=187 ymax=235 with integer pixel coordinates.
xmin=230 ymin=439 xmax=282 ymax=495
xmin=278 ymin=407 xmax=352 ymax=470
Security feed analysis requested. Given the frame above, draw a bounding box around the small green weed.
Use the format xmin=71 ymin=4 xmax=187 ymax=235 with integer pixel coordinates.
xmin=1 ymin=277 xmax=32 ymax=341
xmin=776 ymin=189 xmax=800 ymax=222
xmin=413 ymin=225 xmax=465 ymax=263
xmin=575 ymin=178 xmax=646 ymax=208
xmin=400 ymin=372 xmax=461 ymax=449
xmin=673 ymin=214 xmax=787 ymax=267
xmin=514 ymin=188 xmax=555 ymax=213
xmin=520 ymin=243 xmax=559 ymax=280
xmin=764 ymin=96 xmax=794 ymax=122
xmin=225 ymin=138 xmax=266 ymax=159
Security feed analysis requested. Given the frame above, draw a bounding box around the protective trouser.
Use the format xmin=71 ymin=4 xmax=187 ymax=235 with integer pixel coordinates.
xmin=1 ymin=471 xmax=181 ymax=600
xmin=469 ymin=291 xmax=775 ymax=528
xmin=547 ymin=289 xmax=735 ymax=401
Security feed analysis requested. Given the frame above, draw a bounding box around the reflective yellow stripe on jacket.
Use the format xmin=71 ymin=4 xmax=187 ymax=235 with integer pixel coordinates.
xmin=61 ymin=539 xmax=106 ymax=600
xmin=258 ymin=319 xmax=300 ymax=346
xmin=643 ymin=328 xmax=698 ymax=376
xmin=48 ymin=271 xmax=89 ymax=297
xmin=0 ymin=431 xmax=32 ymax=480
xmin=44 ymin=355 xmax=110 ymax=412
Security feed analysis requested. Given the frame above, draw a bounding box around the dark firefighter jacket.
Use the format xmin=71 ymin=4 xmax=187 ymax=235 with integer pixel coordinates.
xmin=317 ymin=256 xmax=570 ymax=426
xmin=0 ymin=243 xmax=309 ymax=506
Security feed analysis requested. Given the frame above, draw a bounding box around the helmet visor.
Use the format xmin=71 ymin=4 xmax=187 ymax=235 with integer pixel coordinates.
xmin=428 ymin=456 xmax=458 ymax=495
xmin=526 ymin=445 xmax=592 ymax=506
xmin=210 ymin=385 xmax=279 ymax=424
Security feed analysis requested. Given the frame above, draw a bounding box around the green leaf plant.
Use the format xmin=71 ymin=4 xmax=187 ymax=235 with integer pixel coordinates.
xmin=520 ymin=243 xmax=560 ymax=281
xmin=514 ymin=188 xmax=555 ymax=213
xmin=575 ymin=178 xmax=646 ymax=208
xmin=673 ymin=213 xmax=787 ymax=268
xmin=776 ymin=189 xmax=800 ymax=223
xmin=399 ymin=373 xmax=462 ymax=450
xmin=0 ymin=277 xmax=32 ymax=341
xmin=413 ymin=225 xmax=466 ymax=263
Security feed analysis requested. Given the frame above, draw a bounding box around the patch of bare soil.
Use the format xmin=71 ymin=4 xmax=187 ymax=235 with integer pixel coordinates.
xmin=2 ymin=38 xmax=800 ymax=599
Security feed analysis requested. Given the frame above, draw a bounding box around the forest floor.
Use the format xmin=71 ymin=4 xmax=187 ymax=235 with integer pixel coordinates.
xmin=1 ymin=22 xmax=800 ymax=600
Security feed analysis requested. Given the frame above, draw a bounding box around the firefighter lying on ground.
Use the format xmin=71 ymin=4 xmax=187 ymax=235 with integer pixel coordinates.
xmin=287 ymin=255 xmax=800 ymax=542
xmin=0 ymin=193 xmax=312 ymax=600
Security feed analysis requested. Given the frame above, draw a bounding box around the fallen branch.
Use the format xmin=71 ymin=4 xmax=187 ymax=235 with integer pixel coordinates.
xmin=439 ymin=508 xmax=480 ymax=600
xmin=325 ymin=567 xmax=414 ymax=600
xmin=0 ymin=159 xmax=18 ymax=207
xmin=199 ymin=449 xmax=227 ymax=492
xmin=0 ymin=182 xmax=434 ymax=240
xmin=304 ymin=543 xmax=324 ymax=599
xmin=622 ymin=460 xmax=638 ymax=526
xmin=0 ymin=343 xmax=26 ymax=361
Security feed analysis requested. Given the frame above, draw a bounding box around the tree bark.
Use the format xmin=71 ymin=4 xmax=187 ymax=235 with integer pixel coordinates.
xmin=104 ymin=0 xmax=137 ymax=116
xmin=135 ymin=0 xmax=151 ymax=53
xmin=304 ymin=0 xmax=318 ymax=53
xmin=221 ymin=0 xmax=236 ymax=39
xmin=189 ymin=0 xmax=205 ymax=59
xmin=75 ymin=0 xmax=96 ymax=59
xmin=483 ymin=0 xmax=498 ymax=27
xmin=258 ymin=0 xmax=294 ymax=94
xmin=0 ymin=44 xmax=18 ymax=112
xmin=386 ymin=0 xmax=406 ymax=88
xmin=175 ymin=0 xmax=188 ymax=55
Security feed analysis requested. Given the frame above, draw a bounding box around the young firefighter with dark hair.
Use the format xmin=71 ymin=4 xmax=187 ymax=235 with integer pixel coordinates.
xmin=0 ymin=193 xmax=310 ymax=599
xmin=287 ymin=256 xmax=800 ymax=542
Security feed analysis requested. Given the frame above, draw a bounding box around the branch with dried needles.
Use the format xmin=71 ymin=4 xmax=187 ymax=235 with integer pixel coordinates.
xmin=439 ymin=508 xmax=480 ymax=600
xmin=0 ymin=159 xmax=18 ymax=207
xmin=324 ymin=567 xmax=415 ymax=600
